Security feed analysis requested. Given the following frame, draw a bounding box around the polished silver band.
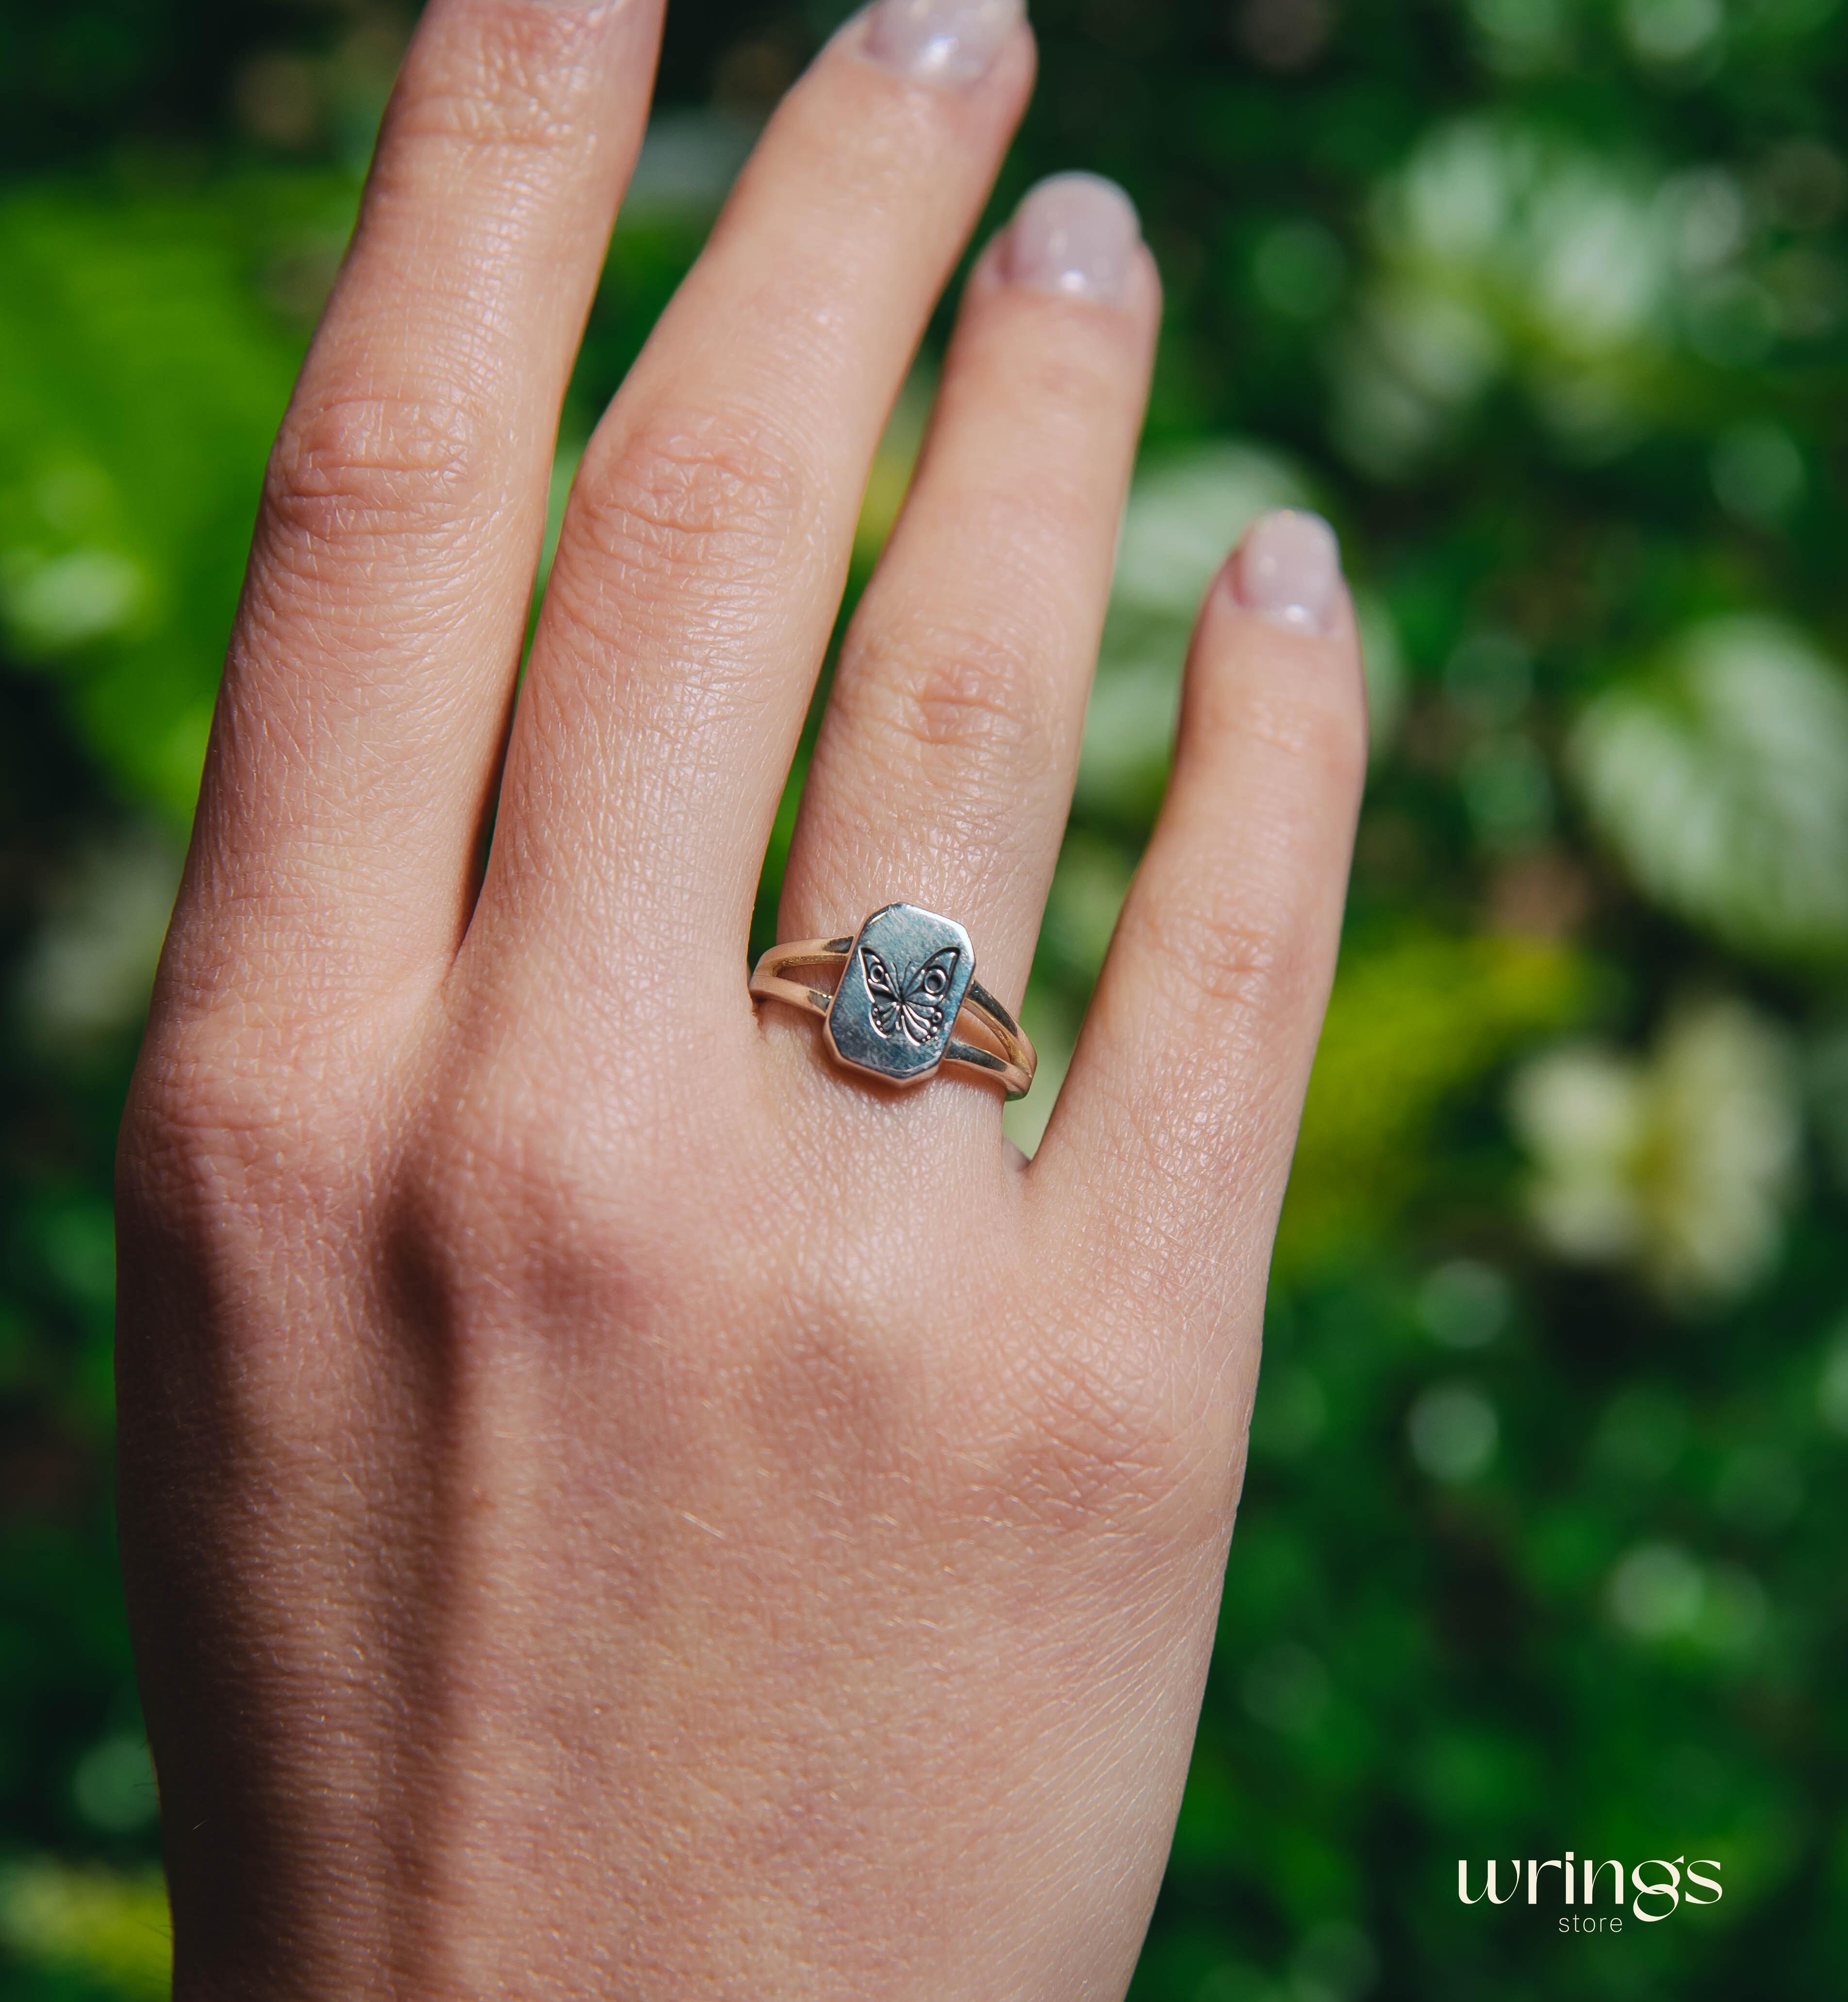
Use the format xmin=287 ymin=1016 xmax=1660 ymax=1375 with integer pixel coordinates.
xmin=750 ymin=903 xmax=1036 ymax=1100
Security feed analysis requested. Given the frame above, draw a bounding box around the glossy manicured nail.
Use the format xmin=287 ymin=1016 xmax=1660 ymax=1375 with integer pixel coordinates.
xmin=1003 ymin=173 xmax=1140 ymax=303
xmin=1229 ymin=509 xmax=1342 ymax=635
xmin=864 ymin=0 xmax=1024 ymax=85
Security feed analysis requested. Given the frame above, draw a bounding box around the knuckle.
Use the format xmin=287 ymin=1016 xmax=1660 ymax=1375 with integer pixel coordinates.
xmin=380 ymin=1106 xmax=600 ymax=1365
xmin=121 ymin=1044 xmax=268 ymax=1228
xmin=563 ymin=406 xmax=808 ymax=599
xmin=857 ymin=614 xmax=1050 ymax=764
xmin=120 ymin=1017 xmax=376 ymax=1255
xmin=396 ymin=1047 xmax=671 ymax=1305
xmin=1122 ymin=881 xmax=1295 ymax=1028
xmin=402 ymin=1067 xmax=575 ymax=1251
xmin=263 ymin=391 xmax=497 ymax=553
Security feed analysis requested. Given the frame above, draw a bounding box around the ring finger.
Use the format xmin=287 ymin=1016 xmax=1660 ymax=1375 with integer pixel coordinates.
xmin=774 ymin=173 xmax=1157 ymax=1090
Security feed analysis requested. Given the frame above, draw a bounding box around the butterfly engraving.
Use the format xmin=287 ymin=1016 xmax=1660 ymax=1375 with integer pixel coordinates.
xmin=860 ymin=943 xmax=961 ymax=1046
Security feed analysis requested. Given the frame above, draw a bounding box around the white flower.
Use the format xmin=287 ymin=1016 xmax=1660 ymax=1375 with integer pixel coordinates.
xmin=1509 ymin=997 xmax=1800 ymax=1304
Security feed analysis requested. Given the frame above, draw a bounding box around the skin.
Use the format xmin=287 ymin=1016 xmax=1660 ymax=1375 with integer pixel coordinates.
xmin=114 ymin=1 xmax=1368 ymax=1996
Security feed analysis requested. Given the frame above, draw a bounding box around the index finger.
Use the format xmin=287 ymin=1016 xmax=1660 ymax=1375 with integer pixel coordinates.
xmin=170 ymin=0 xmax=663 ymax=1016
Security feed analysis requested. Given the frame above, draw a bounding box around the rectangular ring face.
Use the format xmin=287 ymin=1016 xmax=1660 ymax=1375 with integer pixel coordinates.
xmin=825 ymin=903 xmax=975 ymax=1085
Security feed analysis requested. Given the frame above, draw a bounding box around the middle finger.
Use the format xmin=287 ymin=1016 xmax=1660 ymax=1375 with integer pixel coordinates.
xmin=473 ymin=0 xmax=1035 ymax=1009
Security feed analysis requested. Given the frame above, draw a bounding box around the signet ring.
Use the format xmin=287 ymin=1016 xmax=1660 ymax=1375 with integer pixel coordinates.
xmin=749 ymin=903 xmax=1037 ymax=1100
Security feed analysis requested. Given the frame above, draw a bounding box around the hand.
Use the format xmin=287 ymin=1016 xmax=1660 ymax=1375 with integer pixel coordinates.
xmin=116 ymin=0 xmax=1366 ymax=1994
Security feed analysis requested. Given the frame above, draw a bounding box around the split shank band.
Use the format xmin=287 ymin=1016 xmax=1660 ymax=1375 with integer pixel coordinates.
xmin=750 ymin=902 xmax=1037 ymax=1101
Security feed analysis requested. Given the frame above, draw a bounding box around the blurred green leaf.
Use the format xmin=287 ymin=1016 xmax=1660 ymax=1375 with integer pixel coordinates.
xmin=0 ymin=1860 xmax=169 ymax=2000
xmin=1278 ymin=932 xmax=1589 ymax=1273
xmin=1573 ymin=617 xmax=1848 ymax=967
xmin=0 ymin=178 xmax=330 ymax=820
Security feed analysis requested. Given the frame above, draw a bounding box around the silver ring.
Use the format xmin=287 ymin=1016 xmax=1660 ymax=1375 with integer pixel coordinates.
xmin=750 ymin=902 xmax=1037 ymax=1100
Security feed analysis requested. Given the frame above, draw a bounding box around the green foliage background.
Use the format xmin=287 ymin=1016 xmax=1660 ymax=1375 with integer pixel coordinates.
xmin=3 ymin=0 xmax=1848 ymax=1996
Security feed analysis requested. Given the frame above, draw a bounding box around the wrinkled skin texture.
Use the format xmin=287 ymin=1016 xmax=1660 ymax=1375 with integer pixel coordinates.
xmin=116 ymin=2 xmax=1367 ymax=1997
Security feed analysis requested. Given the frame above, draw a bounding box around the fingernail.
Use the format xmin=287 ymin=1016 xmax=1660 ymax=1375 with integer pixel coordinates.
xmin=1229 ymin=509 xmax=1342 ymax=635
xmin=864 ymin=0 xmax=1024 ymax=85
xmin=1003 ymin=172 xmax=1140 ymax=303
